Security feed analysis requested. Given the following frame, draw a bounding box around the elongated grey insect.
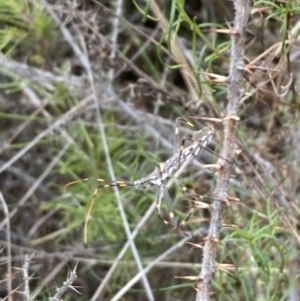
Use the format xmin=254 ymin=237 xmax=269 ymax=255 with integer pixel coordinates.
xmin=64 ymin=118 xmax=215 ymax=242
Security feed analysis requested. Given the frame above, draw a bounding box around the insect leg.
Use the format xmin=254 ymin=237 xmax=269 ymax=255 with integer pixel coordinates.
xmin=174 ymin=117 xmax=195 ymax=155
xmin=82 ymin=180 xmax=135 ymax=244
xmin=155 ymin=185 xmax=177 ymax=229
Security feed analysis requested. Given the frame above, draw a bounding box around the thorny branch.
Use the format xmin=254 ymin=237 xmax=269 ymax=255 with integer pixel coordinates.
xmin=196 ymin=0 xmax=250 ymax=300
xmin=48 ymin=266 xmax=78 ymax=301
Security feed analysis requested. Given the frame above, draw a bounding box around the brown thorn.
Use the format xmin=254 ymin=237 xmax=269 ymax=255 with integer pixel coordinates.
xmin=227 ymin=195 xmax=240 ymax=202
xmin=222 ymin=115 xmax=240 ymax=121
xmin=191 ymin=115 xmax=240 ymax=123
xmin=219 ymin=263 xmax=244 ymax=269
xmin=217 ymin=265 xmax=235 ymax=276
xmin=222 ymin=195 xmax=240 ymax=208
xmin=222 ymin=223 xmax=244 ymax=229
xmin=235 ymin=149 xmax=242 ymax=155
xmin=205 ymin=28 xmax=238 ymax=35
xmin=217 ymin=263 xmax=244 ymax=276
xmin=199 ymin=71 xmax=227 ymax=83
xmin=159 ymin=162 xmax=165 ymax=173
xmin=190 ymin=200 xmax=210 ymax=209
xmin=186 ymin=241 xmax=203 ymax=249
xmin=223 ymin=198 xmax=231 ymax=208
xmin=175 ymin=276 xmax=202 ymax=281
xmin=201 ymin=236 xmax=223 ymax=245
xmin=193 ymin=163 xmax=221 ymax=171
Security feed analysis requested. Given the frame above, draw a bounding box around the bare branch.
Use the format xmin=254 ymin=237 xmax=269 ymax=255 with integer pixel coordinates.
xmin=22 ymin=254 xmax=34 ymax=301
xmin=196 ymin=0 xmax=251 ymax=300
xmin=0 ymin=192 xmax=12 ymax=301
xmin=48 ymin=265 xmax=78 ymax=301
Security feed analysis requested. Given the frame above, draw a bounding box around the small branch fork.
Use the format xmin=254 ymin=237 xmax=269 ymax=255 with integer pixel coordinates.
xmin=196 ymin=0 xmax=251 ymax=300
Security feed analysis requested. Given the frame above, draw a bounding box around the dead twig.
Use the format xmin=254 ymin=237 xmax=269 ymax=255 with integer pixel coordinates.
xmin=196 ymin=1 xmax=251 ymax=300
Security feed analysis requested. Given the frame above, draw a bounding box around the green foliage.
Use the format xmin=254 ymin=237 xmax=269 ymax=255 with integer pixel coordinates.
xmin=254 ymin=0 xmax=300 ymax=53
xmin=57 ymin=113 xmax=164 ymax=243
xmin=0 ymin=0 xmax=56 ymax=57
